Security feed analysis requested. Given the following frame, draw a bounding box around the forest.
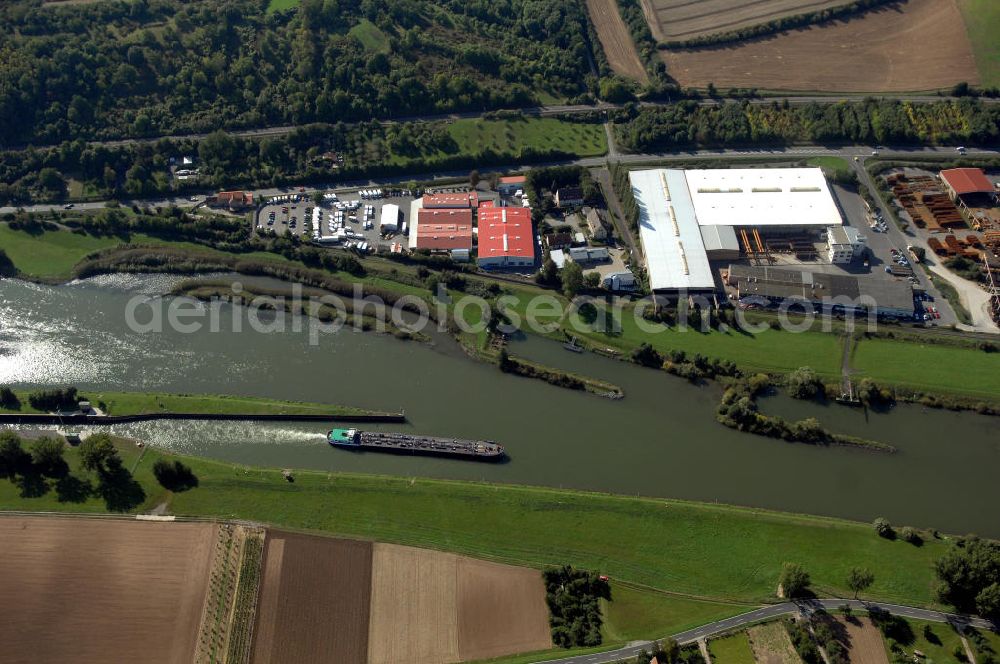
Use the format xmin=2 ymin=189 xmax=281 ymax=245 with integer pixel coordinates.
xmin=0 ymin=0 xmax=599 ymax=145
xmin=614 ymin=99 xmax=1000 ymax=152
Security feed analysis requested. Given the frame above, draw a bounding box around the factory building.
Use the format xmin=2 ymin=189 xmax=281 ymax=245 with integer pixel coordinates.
xmin=477 ymin=207 xmax=534 ymax=268
xmin=726 ymin=265 xmax=915 ymax=319
xmin=630 ymin=168 xmax=845 ymax=294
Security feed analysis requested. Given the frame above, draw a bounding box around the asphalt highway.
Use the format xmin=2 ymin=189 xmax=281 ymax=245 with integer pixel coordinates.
xmin=538 ymin=599 xmax=996 ymax=664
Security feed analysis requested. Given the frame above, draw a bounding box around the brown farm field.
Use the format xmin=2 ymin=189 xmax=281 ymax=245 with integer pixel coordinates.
xmin=642 ymin=0 xmax=848 ymax=42
xmin=457 ymin=557 xmax=553 ymax=661
xmin=837 ymin=617 xmax=891 ymax=664
xmin=662 ymin=0 xmax=980 ymax=92
xmin=748 ymin=622 xmax=803 ymax=664
xmin=251 ymin=532 xmax=373 ymax=664
xmin=0 ymin=516 xmax=216 ymax=664
xmin=368 ymin=543 xmax=553 ymax=664
xmin=587 ymin=0 xmax=649 ymax=82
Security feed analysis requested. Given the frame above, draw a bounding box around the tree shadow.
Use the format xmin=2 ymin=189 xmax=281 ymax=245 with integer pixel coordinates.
xmin=869 ymin=607 xmax=915 ymax=646
xmin=96 ymin=461 xmax=146 ymax=512
xmin=15 ymin=470 xmax=50 ymax=499
xmin=56 ymin=474 xmax=92 ymax=504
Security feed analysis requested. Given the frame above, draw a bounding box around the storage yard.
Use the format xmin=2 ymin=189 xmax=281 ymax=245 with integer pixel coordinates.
xmin=586 ymin=0 xmax=648 ymax=82
xmin=662 ymin=0 xmax=980 ymax=92
xmin=641 ymin=0 xmax=847 ymax=43
xmin=0 ymin=516 xmax=217 ymax=664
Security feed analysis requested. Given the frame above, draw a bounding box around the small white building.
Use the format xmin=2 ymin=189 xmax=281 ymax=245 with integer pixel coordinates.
xmin=549 ymin=249 xmax=567 ymax=269
xmin=827 ymin=226 xmax=866 ymax=264
xmin=380 ymin=204 xmax=400 ymax=233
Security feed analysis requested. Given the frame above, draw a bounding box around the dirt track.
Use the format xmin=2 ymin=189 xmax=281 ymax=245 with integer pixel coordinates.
xmin=0 ymin=516 xmax=216 ymax=664
xmin=587 ymin=0 xmax=649 ymax=82
xmin=663 ymin=0 xmax=980 ymax=92
xmin=457 ymin=557 xmax=553 ymax=661
xmin=251 ymin=532 xmax=373 ymax=664
xmin=646 ymin=0 xmax=847 ymax=42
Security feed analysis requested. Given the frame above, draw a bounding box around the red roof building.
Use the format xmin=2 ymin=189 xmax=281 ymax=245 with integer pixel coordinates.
xmin=940 ymin=168 xmax=994 ymax=198
xmin=208 ymin=190 xmax=254 ymax=209
xmin=412 ymin=208 xmax=473 ymax=251
xmin=422 ymin=192 xmax=478 ymax=209
xmin=477 ymin=206 xmax=534 ymax=267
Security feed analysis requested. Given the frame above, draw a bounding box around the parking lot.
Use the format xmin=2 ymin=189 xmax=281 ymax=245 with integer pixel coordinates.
xmin=255 ymin=188 xmax=419 ymax=254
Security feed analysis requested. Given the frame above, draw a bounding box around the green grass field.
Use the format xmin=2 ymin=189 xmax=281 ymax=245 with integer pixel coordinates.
xmin=569 ymin=305 xmax=844 ymax=377
xmin=265 ymin=0 xmax=299 ymax=13
xmin=348 ymin=19 xmax=389 ymax=53
xmin=852 ymin=338 xmax=1000 ymax=398
xmin=708 ymin=631 xmax=756 ymax=664
xmin=0 ymin=225 xmax=121 ymax=279
xmin=602 ymin=586 xmax=748 ymax=642
xmin=807 ymin=157 xmax=852 ymax=181
xmin=0 ymin=443 xmax=952 ymax=607
xmin=0 ymin=389 xmax=378 ymax=417
xmin=884 ymin=618 xmax=967 ymax=664
xmin=958 ymin=0 xmax=1000 ymax=88
xmin=448 ymin=118 xmax=608 ymax=159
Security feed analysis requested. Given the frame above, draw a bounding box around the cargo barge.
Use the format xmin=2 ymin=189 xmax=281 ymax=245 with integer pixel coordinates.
xmin=327 ymin=428 xmax=505 ymax=461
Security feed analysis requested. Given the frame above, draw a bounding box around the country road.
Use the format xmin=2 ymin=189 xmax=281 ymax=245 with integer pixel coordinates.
xmin=3 ymin=94 xmax=996 ymax=152
xmin=4 ymin=145 xmax=997 ymax=217
xmin=539 ymin=599 xmax=997 ymax=664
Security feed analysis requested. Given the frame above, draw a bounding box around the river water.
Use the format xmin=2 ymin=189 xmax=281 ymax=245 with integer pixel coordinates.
xmin=1 ymin=275 xmax=997 ymax=535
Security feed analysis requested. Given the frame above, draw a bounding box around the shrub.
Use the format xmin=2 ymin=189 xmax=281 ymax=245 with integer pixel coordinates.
xmin=874 ymin=517 xmax=895 ymax=539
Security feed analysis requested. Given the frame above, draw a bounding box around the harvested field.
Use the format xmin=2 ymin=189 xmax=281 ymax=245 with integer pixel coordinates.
xmin=748 ymin=622 xmax=803 ymax=664
xmin=643 ymin=0 xmax=847 ymax=42
xmin=368 ymin=543 xmax=552 ymax=664
xmin=368 ymin=543 xmax=460 ymax=664
xmin=456 ymin=557 xmax=552 ymax=660
xmin=663 ymin=0 xmax=980 ymax=92
xmin=587 ymin=0 xmax=649 ymax=82
xmin=250 ymin=532 xmax=373 ymax=664
xmin=837 ymin=617 xmax=890 ymax=664
xmin=0 ymin=516 xmax=216 ymax=664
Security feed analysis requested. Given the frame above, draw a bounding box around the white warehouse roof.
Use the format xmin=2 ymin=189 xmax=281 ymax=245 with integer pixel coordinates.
xmin=630 ymin=169 xmax=715 ymax=292
xmin=380 ymin=203 xmax=400 ymax=230
xmin=685 ymin=168 xmax=842 ymax=227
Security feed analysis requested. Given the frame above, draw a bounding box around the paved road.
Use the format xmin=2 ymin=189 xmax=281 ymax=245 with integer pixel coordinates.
xmin=5 ymin=145 xmax=997 ymax=218
xmin=538 ymin=599 xmax=996 ymax=664
xmin=5 ymin=95 xmax=996 ymax=151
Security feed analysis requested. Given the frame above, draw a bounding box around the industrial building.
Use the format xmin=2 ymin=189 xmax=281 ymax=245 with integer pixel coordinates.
xmin=379 ymin=204 xmax=400 ymax=233
xmin=939 ymin=168 xmax=996 ymax=205
xmin=603 ymin=270 xmax=637 ymax=291
xmin=422 ymin=192 xmax=477 ymax=209
xmin=826 ymin=226 xmax=866 ymax=264
xmin=477 ymin=206 xmax=535 ymax=268
xmin=497 ymin=175 xmax=526 ymax=196
xmin=726 ymin=264 xmax=915 ymax=319
xmin=408 ymin=207 xmax=473 ymax=255
xmin=630 ymin=168 xmax=845 ymax=294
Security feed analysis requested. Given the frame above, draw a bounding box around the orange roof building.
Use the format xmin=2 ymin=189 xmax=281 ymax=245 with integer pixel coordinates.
xmin=940 ymin=168 xmax=994 ymax=198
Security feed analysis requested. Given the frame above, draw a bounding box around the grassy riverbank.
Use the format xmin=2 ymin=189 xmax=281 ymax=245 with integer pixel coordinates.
xmin=0 ymin=442 xmax=954 ymax=610
xmin=3 ymin=224 xmax=998 ymax=404
xmin=0 ymin=389 xmax=383 ymax=417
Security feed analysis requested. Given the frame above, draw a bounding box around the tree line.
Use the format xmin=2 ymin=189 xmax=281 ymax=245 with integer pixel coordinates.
xmin=614 ymin=99 xmax=1000 ymax=152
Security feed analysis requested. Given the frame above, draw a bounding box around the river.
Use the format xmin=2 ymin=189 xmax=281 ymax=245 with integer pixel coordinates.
xmin=1 ymin=275 xmax=997 ymax=535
